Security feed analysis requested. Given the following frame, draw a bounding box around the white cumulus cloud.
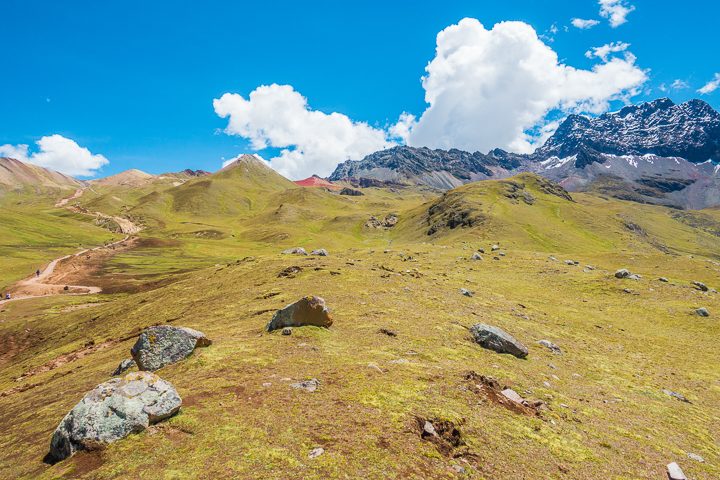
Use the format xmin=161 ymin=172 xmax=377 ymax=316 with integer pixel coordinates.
xmin=405 ymin=18 xmax=648 ymax=154
xmin=213 ymin=84 xmax=395 ymax=179
xmin=0 ymin=134 xmax=109 ymax=177
xmin=571 ymin=18 xmax=600 ymax=29
xmin=585 ymin=41 xmax=630 ymax=62
xmin=599 ymin=0 xmax=635 ymax=28
xmin=698 ymin=73 xmax=720 ymax=94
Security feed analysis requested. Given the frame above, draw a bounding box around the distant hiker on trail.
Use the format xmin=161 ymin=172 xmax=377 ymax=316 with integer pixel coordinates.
xmin=4 ymin=293 xmax=10 ymax=300
xmin=36 ymin=269 xmax=41 ymax=277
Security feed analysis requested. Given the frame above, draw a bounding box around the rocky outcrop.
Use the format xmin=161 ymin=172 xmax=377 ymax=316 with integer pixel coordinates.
xmin=47 ymin=372 xmax=181 ymax=462
xmin=469 ymin=324 xmax=528 ymax=359
xmin=267 ymin=296 xmax=333 ymax=332
xmin=329 ymin=146 xmax=501 ymax=189
xmin=339 ymin=187 xmax=363 ymax=196
xmin=365 ymin=214 xmax=398 ymax=229
xmin=131 ymin=326 xmax=211 ymax=371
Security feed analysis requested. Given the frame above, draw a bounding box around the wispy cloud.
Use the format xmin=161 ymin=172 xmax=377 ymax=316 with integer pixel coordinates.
xmin=698 ymin=73 xmax=720 ymax=94
xmin=599 ymin=0 xmax=635 ymax=27
xmin=571 ymin=18 xmax=600 ymax=29
xmin=585 ymin=42 xmax=631 ymax=62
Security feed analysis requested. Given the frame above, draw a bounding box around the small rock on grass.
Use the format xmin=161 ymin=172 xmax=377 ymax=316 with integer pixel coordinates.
xmin=663 ymin=389 xmax=691 ymax=403
xmin=281 ymin=327 xmax=293 ymax=336
xmin=470 ymin=324 xmax=528 ymax=359
xmin=615 ymin=269 xmax=630 ymax=278
xmin=666 ymin=462 xmax=687 ymax=480
xmin=687 ymin=452 xmax=704 ymax=463
xmin=291 ymin=378 xmax=320 ymax=392
xmin=308 ymin=447 xmax=325 ymax=459
xmin=538 ymin=340 xmax=562 ymax=355
xmin=471 ymin=252 xmax=483 ymax=261
xmin=311 ymin=249 xmax=328 ymax=256
xmin=282 ymin=247 xmax=308 ymax=255
xmin=267 ymin=296 xmax=333 ymax=332
xmin=692 ymin=281 xmax=708 ymax=292
xmin=696 ymin=307 xmax=710 ymax=317
xmin=460 ymin=288 xmax=474 ymax=297
xmin=659 ymin=277 xmax=669 ymax=282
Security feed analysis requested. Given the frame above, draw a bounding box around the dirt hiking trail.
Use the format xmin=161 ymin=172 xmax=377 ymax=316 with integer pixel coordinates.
xmin=1 ymin=188 xmax=142 ymax=305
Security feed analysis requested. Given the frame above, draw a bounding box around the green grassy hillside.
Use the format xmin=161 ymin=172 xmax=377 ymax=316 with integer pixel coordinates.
xmin=0 ymin=173 xmax=718 ymax=479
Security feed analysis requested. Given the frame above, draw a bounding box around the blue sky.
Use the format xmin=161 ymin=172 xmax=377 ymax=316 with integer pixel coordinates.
xmin=1 ymin=0 xmax=719 ymax=178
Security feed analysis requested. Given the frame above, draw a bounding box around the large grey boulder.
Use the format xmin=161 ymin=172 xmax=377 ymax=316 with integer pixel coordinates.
xmin=267 ymin=296 xmax=333 ymax=332
xmin=131 ymin=326 xmax=211 ymax=371
xmin=47 ymin=371 xmax=181 ymax=462
xmin=469 ymin=324 xmax=528 ymax=359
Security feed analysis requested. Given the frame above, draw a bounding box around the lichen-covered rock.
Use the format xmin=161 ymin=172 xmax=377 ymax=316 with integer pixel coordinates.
xmin=131 ymin=326 xmax=211 ymax=371
xmin=47 ymin=372 xmax=181 ymax=462
xmin=111 ymin=358 xmax=136 ymax=376
xmin=267 ymin=296 xmax=333 ymax=332
xmin=469 ymin=323 xmax=528 ymax=359
xmin=282 ymin=247 xmax=308 ymax=255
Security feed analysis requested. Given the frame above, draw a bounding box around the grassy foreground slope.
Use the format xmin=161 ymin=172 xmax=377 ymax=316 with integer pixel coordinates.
xmin=0 ymin=173 xmax=719 ymax=479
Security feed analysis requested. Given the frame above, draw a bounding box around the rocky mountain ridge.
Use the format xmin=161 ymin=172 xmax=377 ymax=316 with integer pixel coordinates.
xmin=329 ymin=98 xmax=720 ymax=208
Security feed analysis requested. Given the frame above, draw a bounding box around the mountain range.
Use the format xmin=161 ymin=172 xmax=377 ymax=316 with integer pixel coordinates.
xmin=330 ymin=98 xmax=720 ymax=209
xmin=2 ymin=98 xmax=720 ymax=209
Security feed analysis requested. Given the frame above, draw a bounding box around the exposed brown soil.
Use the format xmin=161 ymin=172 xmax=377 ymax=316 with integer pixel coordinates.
xmin=14 ymin=339 xmax=117 ymax=382
xmin=414 ymin=417 xmax=470 ymax=458
xmin=463 ymin=371 xmax=545 ymax=416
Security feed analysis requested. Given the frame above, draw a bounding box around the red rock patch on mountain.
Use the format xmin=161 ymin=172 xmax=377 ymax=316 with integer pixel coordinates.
xmin=294 ymin=175 xmax=341 ymax=190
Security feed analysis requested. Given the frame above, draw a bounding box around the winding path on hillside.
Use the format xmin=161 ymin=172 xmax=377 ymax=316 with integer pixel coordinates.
xmin=0 ymin=188 xmax=142 ymax=305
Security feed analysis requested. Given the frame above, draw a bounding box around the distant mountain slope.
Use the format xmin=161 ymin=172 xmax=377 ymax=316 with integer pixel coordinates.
xmin=329 ymin=146 xmax=521 ymax=189
xmin=137 ymin=154 xmax=297 ymax=218
xmin=90 ymin=169 xmax=155 ymax=188
xmin=0 ymin=157 xmax=82 ymax=191
xmin=329 ymin=98 xmax=720 ymax=209
xmin=536 ymin=98 xmax=720 ymax=162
